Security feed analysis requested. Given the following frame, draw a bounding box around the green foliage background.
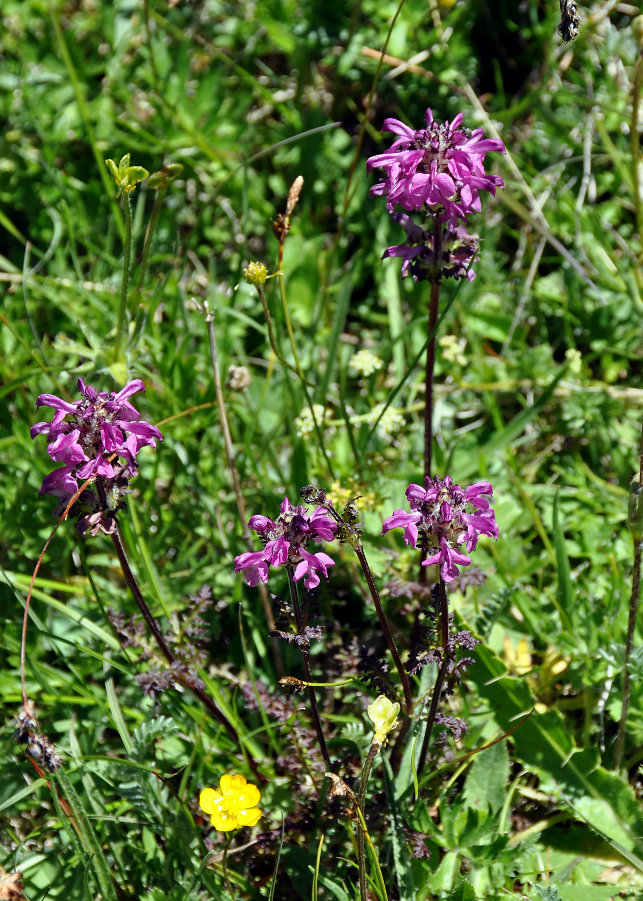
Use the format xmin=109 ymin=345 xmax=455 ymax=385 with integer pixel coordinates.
xmin=0 ymin=1 xmax=641 ymax=899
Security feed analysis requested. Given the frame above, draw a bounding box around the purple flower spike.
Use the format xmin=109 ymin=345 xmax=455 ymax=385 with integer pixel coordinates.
xmin=31 ymin=378 xmax=162 ymax=533
xmin=382 ymin=476 xmax=498 ymax=583
xmin=234 ymin=496 xmax=337 ymax=590
xmin=367 ymin=108 xmax=505 ymax=220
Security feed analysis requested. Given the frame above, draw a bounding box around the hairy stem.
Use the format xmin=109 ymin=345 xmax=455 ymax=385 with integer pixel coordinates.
xmin=424 ymin=223 xmax=442 ymax=481
xmin=114 ymin=191 xmax=133 ymax=359
xmin=353 ymin=544 xmax=413 ymax=714
xmin=417 ymin=579 xmax=450 ymax=775
xmin=287 ymin=568 xmax=331 ymax=769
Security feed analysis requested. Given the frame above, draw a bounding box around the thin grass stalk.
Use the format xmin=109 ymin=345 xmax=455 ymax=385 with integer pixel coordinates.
xmin=277 ymin=274 xmax=335 ymax=479
xmin=615 ymin=420 xmax=643 ymax=768
xmin=256 ymin=283 xmax=314 ymax=388
xmin=204 ymin=305 xmax=282 ymax=672
xmin=114 ymin=191 xmax=133 ymax=359
xmin=631 ymin=53 xmax=642 ymax=269
xmin=286 ymin=567 xmax=331 ymax=770
xmin=136 ymin=184 xmax=166 ymax=293
xmin=54 ymin=770 xmax=119 ymax=901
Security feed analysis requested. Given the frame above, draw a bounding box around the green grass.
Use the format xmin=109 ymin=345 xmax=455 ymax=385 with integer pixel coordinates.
xmin=1 ymin=1 xmax=642 ymax=899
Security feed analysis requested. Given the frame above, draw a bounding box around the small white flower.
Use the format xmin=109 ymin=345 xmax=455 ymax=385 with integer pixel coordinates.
xmin=294 ymin=404 xmax=329 ymax=438
xmin=367 ymin=404 xmax=404 ymax=441
xmin=439 ymin=334 xmax=468 ymax=366
xmin=564 ymin=348 xmax=582 ymax=376
xmin=349 ymin=349 xmax=384 ymax=379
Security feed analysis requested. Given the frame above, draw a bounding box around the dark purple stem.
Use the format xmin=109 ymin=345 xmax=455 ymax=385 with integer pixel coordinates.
xmin=287 ymin=568 xmax=331 ymax=770
xmin=107 ymin=512 xmax=261 ymax=778
xmin=417 ymin=578 xmax=450 ymax=775
xmin=424 ymin=219 xmax=442 ymax=481
xmin=353 ymin=544 xmax=413 ymax=714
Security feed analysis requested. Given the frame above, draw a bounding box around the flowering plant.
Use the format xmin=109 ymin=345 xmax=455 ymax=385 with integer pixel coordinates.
xmin=234 ymin=496 xmax=337 ymax=589
xmin=383 ymin=476 xmax=498 ymax=582
xmin=31 ymin=378 xmax=161 ymax=534
xmin=31 ymin=378 xmax=161 ymax=498
xmin=199 ymin=774 xmax=262 ymax=832
xmin=367 ymin=108 xmax=505 ymax=220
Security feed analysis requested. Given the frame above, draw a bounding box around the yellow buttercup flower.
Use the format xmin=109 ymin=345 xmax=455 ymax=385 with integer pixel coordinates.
xmin=199 ymin=774 xmax=262 ymax=832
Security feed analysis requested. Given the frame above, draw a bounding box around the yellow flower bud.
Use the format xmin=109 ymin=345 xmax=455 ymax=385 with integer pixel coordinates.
xmin=243 ymin=261 xmax=268 ymax=286
xmin=367 ymin=695 xmax=400 ymax=744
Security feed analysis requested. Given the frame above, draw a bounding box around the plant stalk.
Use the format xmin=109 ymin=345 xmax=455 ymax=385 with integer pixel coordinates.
xmin=353 ymin=544 xmax=413 ymax=714
xmin=357 ymin=742 xmax=379 ymax=901
xmin=107 ymin=512 xmax=253 ymax=768
xmin=114 ymin=191 xmax=133 ymax=359
xmin=136 ymin=185 xmax=166 ymax=293
xmin=287 ymin=568 xmax=331 ymax=769
xmin=203 ymin=305 xmax=283 ymax=674
xmin=417 ymin=578 xmax=450 ymax=775
xmin=424 ymin=220 xmax=442 ymax=481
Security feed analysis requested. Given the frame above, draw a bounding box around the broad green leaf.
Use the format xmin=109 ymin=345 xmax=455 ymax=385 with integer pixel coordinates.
xmin=463 ymin=740 xmax=509 ymax=815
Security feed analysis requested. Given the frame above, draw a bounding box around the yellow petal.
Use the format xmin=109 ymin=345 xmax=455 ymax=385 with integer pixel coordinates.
xmin=220 ymin=773 xmax=247 ymax=794
xmin=230 ymin=784 xmax=261 ymax=812
xmin=199 ymin=787 xmax=221 ymax=814
xmin=236 ymin=807 xmax=262 ymax=827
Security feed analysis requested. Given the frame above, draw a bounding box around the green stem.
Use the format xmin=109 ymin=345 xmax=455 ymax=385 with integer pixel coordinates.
xmin=353 ymin=544 xmax=413 ymax=715
xmin=357 ymin=742 xmax=379 ymax=901
xmin=631 ymin=52 xmax=643 ymax=272
xmin=114 ymin=191 xmax=133 ymax=359
xmin=256 ymin=283 xmax=315 ymax=388
xmin=222 ymin=833 xmax=234 ymax=898
xmin=277 ymin=275 xmax=335 ymax=479
xmin=287 ymin=568 xmax=331 ymax=769
xmin=203 ymin=306 xmax=282 ymax=674
xmin=136 ymin=186 xmax=166 ymax=293
xmin=615 ymin=423 xmax=643 ymax=768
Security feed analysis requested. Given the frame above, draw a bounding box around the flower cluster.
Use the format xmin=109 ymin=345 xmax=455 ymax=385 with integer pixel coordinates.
xmin=31 ymin=378 xmax=161 ymax=532
xmin=234 ymin=497 xmax=337 ymax=590
xmin=383 ymin=213 xmax=480 ymax=283
xmin=367 ymin=108 xmax=505 ymax=219
xmin=367 ymin=107 xmax=505 ymax=281
xmin=199 ymin=774 xmax=262 ymax=832
xmin=382 ymin=476 xmax=498 ymax=582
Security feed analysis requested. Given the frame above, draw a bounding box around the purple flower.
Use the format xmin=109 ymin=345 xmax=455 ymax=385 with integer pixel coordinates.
xmin=234 ymin=497 xmax=337 ymax=590
xmin=383 ymin=213 xmax=480 ymax=282
xmin=382 ymin=476 xmax=498 ymax=582
xmin=31 ymin=378 xmax=162 ymax=503
xmin=367 ymin=108 xmax=505 ymax=220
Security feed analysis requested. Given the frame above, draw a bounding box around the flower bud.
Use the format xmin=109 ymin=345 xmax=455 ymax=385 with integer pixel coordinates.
xmin=367 ymin=695 xmax=400 ymax=744
xmin=243 ymin=261 xmax=268 ymax=286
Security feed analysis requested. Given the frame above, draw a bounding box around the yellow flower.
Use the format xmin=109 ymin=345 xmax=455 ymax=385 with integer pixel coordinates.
xmin=199 ymin=774 xmax=262 ymax=832
xmin=367 ymin=695 xmax=400 ymax=745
